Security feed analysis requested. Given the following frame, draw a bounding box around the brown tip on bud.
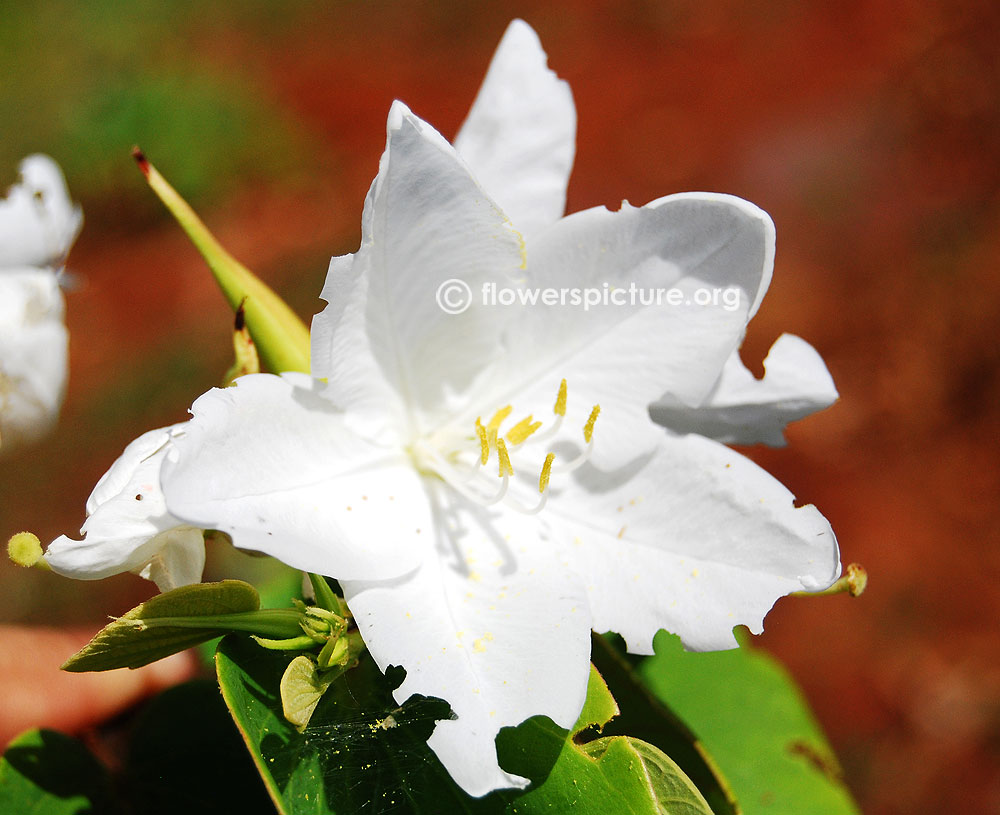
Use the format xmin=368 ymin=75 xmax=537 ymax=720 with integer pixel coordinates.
xmin=235 ymin=297 xmax=248 ymax=331
xmin=131 ymin=146 xmax=149 ymax=176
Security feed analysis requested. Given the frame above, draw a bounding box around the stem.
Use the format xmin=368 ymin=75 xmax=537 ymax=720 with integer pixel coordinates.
xmin=136 ymin=608 xmax=306 ymax=639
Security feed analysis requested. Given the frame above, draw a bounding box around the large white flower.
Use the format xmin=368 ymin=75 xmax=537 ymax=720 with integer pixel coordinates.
xmin=159 ymin=20 xmax=839 ymax=797
xmin=0 ymin=155 xmax=81 ymax=453
xmin=45 ymin=424 xmax=205 ymax=592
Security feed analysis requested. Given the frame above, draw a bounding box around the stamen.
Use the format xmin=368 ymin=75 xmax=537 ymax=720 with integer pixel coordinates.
xmin=554 ymin=379 xmax=567 ymax=417
xmin=475 ymin=418 xmax=490 ymax=465
xmin=486 ymin=405 xmax=512 ymax=449
xmin=507 ymin=415 xmax=542 ymax=445
xmin=539 ymin=453 xmax=555 ymax=493
xmin=496 ymin=439 xmax=514 ymax=477
xmin=583 ymin=405 xmax=601 ymax=443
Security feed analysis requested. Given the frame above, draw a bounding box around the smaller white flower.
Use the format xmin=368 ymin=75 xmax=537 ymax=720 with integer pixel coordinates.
xmin=0 ymin=271 xmax=68 ymax=449
xmin=0 ymin=154 xmax=83 ymax=269
xmin=45 ymin=425 xmax=206 ymax=592
xmin=0 ymin=155 xmax=81 ymax=453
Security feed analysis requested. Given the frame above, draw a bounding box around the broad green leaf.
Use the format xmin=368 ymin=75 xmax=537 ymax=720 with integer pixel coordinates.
xmin=638 ymin=632 xmax=860 ymax=815
xmin=591 ymin=634 xmax=738 ymax=815
xmin=218 ymin=635 xmax=714 ymax=815
xmin=125 ymin=679 xmax=272 ymax=814
xmin=497 ymin=668 xmax=712 ymax=815
xmin=63 ymin=579 xmax=262 ymax=671
xmin=216 ymin=634 xmax=505 ymax=815
xmin=0 ymin=729 xmax=121 ymax=814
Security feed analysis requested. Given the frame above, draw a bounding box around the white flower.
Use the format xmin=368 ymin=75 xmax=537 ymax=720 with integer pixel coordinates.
xmin=0 ymin=155 xmax=81 ymax=453
xmin=159 ymin=20 xmax=840 ymax=796
xmin=45 ymin=424 xmax=205 ymax=592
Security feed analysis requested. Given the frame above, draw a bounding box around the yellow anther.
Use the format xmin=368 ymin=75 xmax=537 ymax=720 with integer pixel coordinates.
xmin=487 ymin=405 xmax=513 ymax=434
xmin=7 ymin=532 xmax=46 ymax=569
xmin=475 ymin=418 xmax=490 ymax=465
xmin=539 ymin=453 xmax=555 ymax=493
xmin=496 ymin=439 xmax=514 ymax=478
xmin=583 ymin=405 xmax=601 ymax=443
xmin=553 ymin=379 xmax=568 ymax=417
xmin=506 ymin=415 xmax=542 ymax=445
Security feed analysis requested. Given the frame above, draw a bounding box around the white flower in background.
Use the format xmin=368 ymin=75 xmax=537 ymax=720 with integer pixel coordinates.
xmin=159 ymin=20 xmax=840 ymax=797
xmin=0 ymin=155 xmax=81 ymax=453
xmin=45 ymin=424 xmax=205 ymax=592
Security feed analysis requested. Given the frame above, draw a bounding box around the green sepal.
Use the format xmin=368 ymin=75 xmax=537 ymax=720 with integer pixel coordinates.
xmin=62 ymin=579 xmax=265 ymax=671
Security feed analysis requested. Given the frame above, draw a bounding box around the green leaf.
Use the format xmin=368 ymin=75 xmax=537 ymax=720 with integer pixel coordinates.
xmin=215 ymin=634 xmax=505 ymax=815
xmin=218 ymin=635 xmax=715 ymax=815
xmin=63 ymin=579 xmax=262 ymax=671
xmin=280 ymin=654 xmax=338 ymax=731
xmin=591 ymin=634 xmax=738 ymax=815
xmin=125 ymin=679 xmax=272 ymax=814
xmin=0 ymin=729 xmax=121 ymax=814
xmin=497 ymin=667 xmax=712 ymax=815
xmin=637 ymin=632 xmax=860 ymax=815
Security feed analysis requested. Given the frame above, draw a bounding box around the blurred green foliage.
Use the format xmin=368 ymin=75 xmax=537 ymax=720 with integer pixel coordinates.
xmin=0 ymin=0 xmax=314 ymax=218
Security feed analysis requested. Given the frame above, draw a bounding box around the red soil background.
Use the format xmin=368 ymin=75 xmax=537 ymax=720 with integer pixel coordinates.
xmin=2 ymin=2 xmax=998 ymax=812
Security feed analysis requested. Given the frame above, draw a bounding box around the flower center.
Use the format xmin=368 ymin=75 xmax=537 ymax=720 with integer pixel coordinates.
xmin=413 ymin=379 xmax=600 ymax=515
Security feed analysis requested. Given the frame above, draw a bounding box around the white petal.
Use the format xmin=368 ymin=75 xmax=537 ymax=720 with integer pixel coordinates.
xmin=162 ymin=372 xmax=431 ymax=580
xmin=547 ymin=431 xmax=840 ymax=653
xmin=0 ymin=155 xmax=82 ymax=269
xmin=471 ymin=193 xmax=774 ymax=469
xmin=650 ymin=334 xmax=838 ymax=446
xmin=454 ymin=19 xmax=576 ymax=239
xmin=0 ymin=270 xmax=67 ymax=453
xmin=342 ymin=483 xmax=592 ymax=797
xmin=44 ymin=424 xmax=205 ymax=588
xmin=312 ymin=102 xmax=526 ymax=437
xmin=136 ymin=528 xmax=207 ymax=593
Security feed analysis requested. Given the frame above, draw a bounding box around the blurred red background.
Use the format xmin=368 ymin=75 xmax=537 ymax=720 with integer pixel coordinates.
xmin=2 ymin=2 xmax=998 ymax=812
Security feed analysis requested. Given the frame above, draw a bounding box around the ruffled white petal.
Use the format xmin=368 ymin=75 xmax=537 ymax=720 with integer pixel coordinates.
xmin=547 ymin=431 xmax=840 ymax=653
xmin=44 ymin=424 xmax=205 ymax=593
xmin=311 ymin=102 xmax=526 ymax=439
xmin=466 ymin=193 xmax=774 ymax=469
xmin=0 ymin=270 xmax=68 ymax=453
xmin=0 ymin=155 xmax=82 ymax=269
xmin=454 ymin=19 xmax=576 ymax=239
xmin=162 ymin=372 xmax=432 ymax=580
xmin=342 ymin=483 xmax=592 ymax=797
xmin=651 ymin=334 xmax=839 ymax=446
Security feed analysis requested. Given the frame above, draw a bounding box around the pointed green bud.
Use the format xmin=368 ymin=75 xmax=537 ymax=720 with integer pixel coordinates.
xmin=223 ymin=299 xmax=262 ymax=385
xmin=7 ymin=532 xmax=48 ymax=569
xmin=133 ymin=147 xmax=310 ymax=375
